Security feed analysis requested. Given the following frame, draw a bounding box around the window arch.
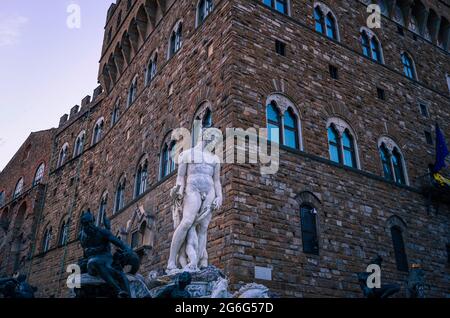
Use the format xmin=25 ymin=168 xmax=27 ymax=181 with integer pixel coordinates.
xmin=98 ymin=191 xmax=108 ymax=226
xmin=42 ymin=226 xmax=52 ymax=253
xmin=160 ymin=140 xmax=177 ymax=179
xmin=58 ymin=143 xmax=69 ymax=167
xmin=58 ymin=218 xmax=70 ymax=246
xmin=300 ymin=204 xmax=319 ymax=255
xmin=387 ymin=216 xmax=408 ymax=272
xmin=401 ymin=52 xmax=417 ymax=80
xmin=314 ymin=3 xmax=339 ymax=41
xmin=262 ymin=0 xmax=289 ymax=15
xmin=127 ymin=76 xmax=138 ymax=107
xmin=112 ymin=99 xmax=120 ymax=126
xmin=92 ymin=118 xmax=105 ymax=145
xmin=114 ymin=176 xmax=126 ymax=213
xmin=168 ymin=21 xmax=183 ymax=59
xmin=378 ymin=137 xmax=408 ymax=185
xmin=135 ymin=157 xmax=148 ymax=198
xmin=146 ymin=52 xmax=158 ymax=85
xmin=393 ymin=3 xmax=405 ymax=26
xmin=73 ymin=131 xmax=86 ymax=157
xmin=197 ymin=0 xmax=214 ymax=26
xmin=360 ymin=28 xmax=383 ymax=64
xmin=14 ymin=177 xmax=24 ymax=198
xmin=32 ymin=163 xmax=45 ymax=186
xmin=192 ymin=103 xmax=214 ymax=146
xmin=265 ymin=94 xmax=303 ymax=150
xmin=326 ymin=118 xmax=359 ymax=169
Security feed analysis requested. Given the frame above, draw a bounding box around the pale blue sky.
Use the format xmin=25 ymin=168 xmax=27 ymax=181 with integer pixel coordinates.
xmin=0 ymin=0 xmax=114 ymax=170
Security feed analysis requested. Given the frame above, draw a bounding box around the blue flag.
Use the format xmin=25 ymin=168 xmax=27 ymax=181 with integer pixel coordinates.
xmin=433 ymin=124 xmax=449 ymax=173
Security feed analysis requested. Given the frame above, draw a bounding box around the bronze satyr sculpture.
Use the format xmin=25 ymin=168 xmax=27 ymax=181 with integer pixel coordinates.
xmin=154 ymin=272 xmax=192 ymax=299
xmin=78 ymin=209 xmax=139 ymax=298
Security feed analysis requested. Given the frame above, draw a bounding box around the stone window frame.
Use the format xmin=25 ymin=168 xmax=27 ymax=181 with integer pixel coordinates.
xmin=265 ymin=93 xmax=303 ymax=151
xmin=97 ymin=191 xmax=109 ymax=226
xmin=400 ymin=51 xmax=418 ymax=81
xmin=295 ymin=191 xmax=322 ymax=256
xmin=191 ymin=101 xmax=214 ymax=147
xmin=377 ymin=136 xmax=410 ymax=186
xmin=386 ymin=215 xmax=409 ymax=272
xmin=33 ymin=162 xmax=46 ymax=186
xmin=134 ymin=154 xmax=149 ymax=198
xmin=145 ymin=51 xmax=158 ymax=86
xmin=92 ymin=117 xmax=105 ymax=146
xmin=57 ymin=142 xmax=70 ymax=168
xmin=196 ymin=0 xmax=215 ymax=28
xmin=112 ymin=98 xmax=121 ymax=126
xmin=359 ymin=27 xmax=385 ymax=64
xmin=313 ymin=2 xmax=341 ymax=42
xmin=167 ymin=20 xmax=183 ymax=60
xmin=159 ymin=131 xmax=178 ymax=180
xmin=326 ymin=117 xmax=361 ymax=170
xmin=58 ymin=215 xmax=70 ymax=247
xmin=114 ymin=175 xmax=127 ymax=214
xmin=73 ymin=130 xmax=86 ymax=158
xmin=42 ymin=224 xmax=53 ymax=254
xmin=127 ymin=75 xmax=139 ymax=107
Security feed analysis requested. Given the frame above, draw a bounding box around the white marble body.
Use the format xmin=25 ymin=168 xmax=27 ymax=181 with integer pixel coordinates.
xmin=167 ymin=141 xmax=223 ymax=273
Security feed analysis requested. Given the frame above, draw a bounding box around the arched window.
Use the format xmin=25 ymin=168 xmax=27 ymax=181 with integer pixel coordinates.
xmin=42 ymin=227 xmax=52 ymax=253
xmin=127 ymin=76 xmax=138 ymax=107
xmin=314 ymin=4 xmax=338 ymax=41
xmin=146 ymin=53 xmax=158 ymax=85
xmin=135 ymin=159 xmax=148 ymax=198
xmin=376 ymin=0 xmax=389 ymax=16
xmin=114 ymin=177 xmax=126 ymax=213
xmin=300 ymin=205 xmax=319 ymax=255
xmin=370 ymin=37 xmax=382 ymax=63
xmin=33 ymin=163 xmax=45 ymax=186
xmin=0 ymin=207 xmax=9 ymax=230
xmin=361 ymin=31 xmax=370 ymax=57
xmin=283 ymin=108 xmax=299 ymax=149
xmin=74 ymin=131 xmax=85 ymax=157
xmin=160 ymin=141 xmax=177 ymax=179
xmin=192 ymin=105 xmax=214 ymax=146
xmin=197 ymin=0 xmax=214 ymax=26
xmin=394 ymin=4 xmax=405 ymax=25
xmin=390 ymin=225 xmax=408 ymax=271
xmin=401 ymin=53 xmax=416 ymax=80
xmin=14 ymin=178 xmax=24 ymax=198
xmin=266 ymin=102 xmax=281 ymax=144
xmin=314 ymin=7 xmax=325 ymax=34
xmin=325 ymin=13 xmax=337 ymax=40
xmin=59 ymin=220 xmax=70 ymax=246
xmin=58 ymin=143 xmax=69 ymax=167
xmin=169 ymin=22 xmax=183 ymax=58
xmin=112 ymin=100 xmax=120 ymax=126
xmin=98 ymin=192 xmax=108 ymax=225
xmin=92 ymin=118 xmax=104 ymax=145
xmin=379 ymin=144 xmax=393 ymax=181
xmin=0 ymin=192 xmax=4 ymax=207
xmin=327 ymin=120 xmax=359 ymax=169
xmin=378 ymin=139 xmax=408 ymax=185
xmin=263 ymin=0 xmax=289 ymax=15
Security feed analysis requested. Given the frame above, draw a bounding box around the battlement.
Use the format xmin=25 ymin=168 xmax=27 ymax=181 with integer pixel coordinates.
xmin=58 ymin=85 xmax=103 ymax=128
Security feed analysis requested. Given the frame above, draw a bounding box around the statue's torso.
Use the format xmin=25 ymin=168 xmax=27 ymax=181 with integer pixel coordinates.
xmin=80 ymin=228 xmax=111 ymax=257
xmin=182 ymin=149 xmax=218 ymax=193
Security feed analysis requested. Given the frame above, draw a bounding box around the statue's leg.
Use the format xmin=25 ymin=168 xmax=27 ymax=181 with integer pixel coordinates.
xmin=178 ymin=242 xmax=188 ymax=268
xmin=88 ymin=257 xmax=125 ymax=296
xmin=185 ymin=225 xmax=199 ymax=270
xmin=167 ymin=189 xmax=201 ymax=270
xmin=197 ymin=190 xmax=215 ymax=268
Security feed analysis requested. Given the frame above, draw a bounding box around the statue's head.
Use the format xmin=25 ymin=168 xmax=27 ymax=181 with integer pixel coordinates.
xmin=176 ymin=272 xmax=192 ymax=289
xmin=80 ymin=210 xmax=95 ymax=227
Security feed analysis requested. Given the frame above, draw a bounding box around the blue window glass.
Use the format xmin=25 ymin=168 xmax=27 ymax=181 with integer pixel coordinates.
xmin=267 ymin=102 xmax=281 ymax=144
xmin=328 ymin=126 xmax=340 ymax=163
xmin=370 ymin=38 xmax=381 ymax=63
xmin=275 ymin=0 xmax=287 ymax=14
xmin=325 ymin=14 xmax=336 ymax=39
xmin=392 ymin=150 xmax=405 ymax=185
xmin=342 ymin=130 xmax=356 ymax=168
xmin=314 ymin=7 xmax=324 ymax=34
xmin=283 ymin=109 xmax=299 ymax=149
xmin=300 ymin=205 xmax=319 ymax=255
xmin=361 ymin=32 xmax=370 ymax=57
xmin=379 ymin=144 xmax=394 ymax=181
xmin=402 ymin=53 xmax=415 ymax=79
